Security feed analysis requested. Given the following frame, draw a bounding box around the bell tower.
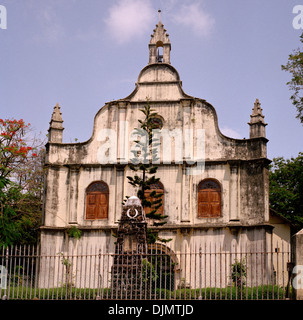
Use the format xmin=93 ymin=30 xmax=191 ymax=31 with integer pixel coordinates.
xmin=149 ymin=10 xmax=171 ymax=64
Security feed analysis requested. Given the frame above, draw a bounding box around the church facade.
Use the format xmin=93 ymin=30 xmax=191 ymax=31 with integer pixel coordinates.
xmin=40 ymin=18 xmax=281 ymax=287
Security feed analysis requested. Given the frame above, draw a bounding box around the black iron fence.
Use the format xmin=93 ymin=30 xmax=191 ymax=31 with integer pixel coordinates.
xmin=0 ymin=241 xmax=293 ymax=300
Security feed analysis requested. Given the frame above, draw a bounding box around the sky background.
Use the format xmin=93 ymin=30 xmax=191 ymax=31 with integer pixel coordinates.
xmin=1 ymin=0 xmax=303 ymax=161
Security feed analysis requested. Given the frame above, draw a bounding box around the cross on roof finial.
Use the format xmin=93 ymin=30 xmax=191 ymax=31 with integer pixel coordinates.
xmin=158 ymin=9 xmax=161 ymax=22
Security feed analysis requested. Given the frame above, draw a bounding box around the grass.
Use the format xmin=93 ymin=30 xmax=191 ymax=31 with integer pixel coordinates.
xmin=1 ymin=286 xmax=110 ymax=300
xmin=155 ymin=285 xmax=291 ymax=300
xmin=1 ymin=285 xmax=291 ymax=300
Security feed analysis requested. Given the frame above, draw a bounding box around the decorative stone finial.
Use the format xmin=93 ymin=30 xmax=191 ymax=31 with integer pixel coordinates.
xmin=248 ymin=99 xmax=267 ymax=138
xmin=51 ymin=103 xmax=63 ymax=122
xmin=251 ymin=99 xmax=265 ymax=122
xmin=48 ymin=103 xmax=64 ymax=143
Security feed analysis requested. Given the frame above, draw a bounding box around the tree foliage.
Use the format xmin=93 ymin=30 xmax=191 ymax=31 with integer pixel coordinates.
xmin=126 ymin=103 xmax=170 ymax=243
xmin=282 ymin=33 xmax=303 ymax=124
xmin=0 ymin=118 xmax=37 ymax=178
xmin=0 ymin=118 xmax=44 ymax=246
xmin=269 ymin=152 xmax=303 ymax=229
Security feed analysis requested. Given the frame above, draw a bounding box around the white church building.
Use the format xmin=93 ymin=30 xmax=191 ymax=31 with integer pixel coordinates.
xmin=39 ymin=16 xmax=291 ymax=290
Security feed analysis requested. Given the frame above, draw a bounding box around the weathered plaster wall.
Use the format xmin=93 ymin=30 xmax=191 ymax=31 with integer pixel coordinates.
xmin=46 ymin=100 xmax=268 ymax=166
xmin=42 ymin=62 xmax=271 ymax=268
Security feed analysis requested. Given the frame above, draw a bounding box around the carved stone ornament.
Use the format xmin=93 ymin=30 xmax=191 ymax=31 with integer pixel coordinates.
xmin=126 ymin=208 xmax=138 ymax=219
xmin=121 ymin=196 xmax=146 ymax=222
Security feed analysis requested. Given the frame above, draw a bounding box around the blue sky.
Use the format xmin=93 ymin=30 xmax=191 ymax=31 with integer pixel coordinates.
xmin=1 ymin=0 xmax=303 ymax=161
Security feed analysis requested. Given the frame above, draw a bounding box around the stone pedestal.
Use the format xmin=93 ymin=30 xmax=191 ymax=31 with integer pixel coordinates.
xmin=111 ymin=196 xmax=147 ymax=299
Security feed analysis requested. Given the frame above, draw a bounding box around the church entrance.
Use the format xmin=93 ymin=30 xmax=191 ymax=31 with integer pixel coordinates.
xmin=146 ymin=243 xmax=178 ymax=293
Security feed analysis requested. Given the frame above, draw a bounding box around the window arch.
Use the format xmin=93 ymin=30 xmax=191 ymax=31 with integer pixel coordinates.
xmin=86 ymin=181 xmax=109 ymax=220
xmin=197 ymin=179 xmax=221 ymax=218
xmin=144 ymin=181 xmax=164 ymax=216
xmin=156 ymin=41 xmax=163 ymax=62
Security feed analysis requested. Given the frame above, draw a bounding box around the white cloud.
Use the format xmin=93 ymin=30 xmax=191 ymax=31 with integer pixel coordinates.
xmin=220 ymin=126 xmax=243 ymax=139
xmin=172 ymin=2 xmax=215 ymax=37
xmin=105 ymin=0 xmax=154 ymax=45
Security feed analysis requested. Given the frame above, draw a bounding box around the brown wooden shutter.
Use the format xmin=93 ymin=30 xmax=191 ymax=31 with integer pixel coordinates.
xmin=209 ymin=189 xmax=220 ymax=217
xmin=86 ymin=194 xmax=97 ymax=219
xmin=144 ymin=191 xmax=152 ymax=215
xmin=198 ymin=190 xmax=210 ymax=217
xmin=144 ymin=188 xmax=164 ymax=216
xmin=96 ymin=193 xmax=108 ymax=219
xmin=198 ymin=180 xmax=221 ymax=218
xmin=86 ymin=181 xmax=109 ymax=220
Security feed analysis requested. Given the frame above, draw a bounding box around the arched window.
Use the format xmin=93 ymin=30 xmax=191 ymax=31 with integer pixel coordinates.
xmin=197 ymin=179 xmax=221 ymax=218
xmin=144 ymin=181 xmax=164 ymax=216
xmin=150 ymin=116 xmax=164 ymax=129
xmin=156 ymin=42 xmax=163 ymax=62
xmin=86 ymin=181 xmax=109 ymax=220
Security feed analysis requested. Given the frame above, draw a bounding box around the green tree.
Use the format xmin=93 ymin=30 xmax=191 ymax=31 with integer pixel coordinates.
xmin=282 ymin=32 xmax=303 ymax=124
xmin=0 ymin=118 xmax=44 ymax=246
xmin=0 ymin=177 xmax=21 ymax=245
xmin=269 ymin=152 xmax=303 ymax=229
xmin=126 ymin=103 xmax=169 ymax=243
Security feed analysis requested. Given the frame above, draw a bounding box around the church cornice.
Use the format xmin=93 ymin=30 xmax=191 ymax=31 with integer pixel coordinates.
xmin=137 ymin=80 xmax=181 ymax=85
xmin=40 ymin=222 xmax=274 ymax=232
xmin=43 ymin=157 xmax=271 ymax=169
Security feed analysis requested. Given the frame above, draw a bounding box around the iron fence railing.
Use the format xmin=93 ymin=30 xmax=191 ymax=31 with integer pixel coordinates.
xmin=0 ymin=241 xmax=293 ymax=300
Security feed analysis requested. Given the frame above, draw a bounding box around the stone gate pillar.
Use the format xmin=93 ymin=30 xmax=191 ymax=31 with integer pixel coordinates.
xmin=292 ymin=228 xmax=303 ymax=299
xmin=111 ymin=196 xmax=147 ymax=298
